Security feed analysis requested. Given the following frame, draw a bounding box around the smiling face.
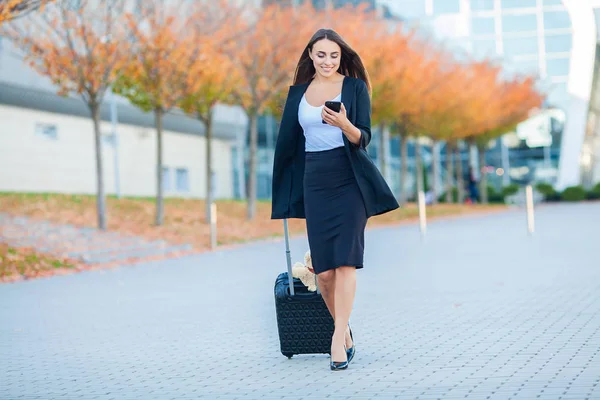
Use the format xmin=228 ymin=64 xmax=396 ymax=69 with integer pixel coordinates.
xmin=309 ymin=38 xmax=341 ymax=79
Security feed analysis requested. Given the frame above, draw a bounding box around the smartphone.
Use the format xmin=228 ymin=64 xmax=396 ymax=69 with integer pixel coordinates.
xmin=322 ymin=101 xmax=342 ymax=124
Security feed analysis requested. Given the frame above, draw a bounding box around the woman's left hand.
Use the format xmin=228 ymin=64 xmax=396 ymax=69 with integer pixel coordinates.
xmin=322 ymin=103 xmax=350 ymax=130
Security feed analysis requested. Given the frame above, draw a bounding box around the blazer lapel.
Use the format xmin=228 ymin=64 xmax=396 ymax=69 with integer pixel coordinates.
xmin=288 ymin=82 xmax=310 ymax=115
xmin=287 ymin=77 xmax=352 ymax=127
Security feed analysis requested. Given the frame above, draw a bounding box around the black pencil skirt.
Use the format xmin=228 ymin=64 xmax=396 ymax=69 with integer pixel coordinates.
xmin=303 ymin=146 xmax=367 ymax=275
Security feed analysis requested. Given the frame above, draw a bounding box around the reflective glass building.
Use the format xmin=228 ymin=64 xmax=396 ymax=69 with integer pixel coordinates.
xmin=378 ymin=0 xmax=574 ymax=188
xmin=379 ymin=0 xmax=571 ymax=108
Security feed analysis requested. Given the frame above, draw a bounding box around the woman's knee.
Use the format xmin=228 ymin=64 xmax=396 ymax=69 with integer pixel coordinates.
xmin=317 ymin=269 xmax=335 ymax=285
xmin=336 ymin=266 xmax=357 ymax=276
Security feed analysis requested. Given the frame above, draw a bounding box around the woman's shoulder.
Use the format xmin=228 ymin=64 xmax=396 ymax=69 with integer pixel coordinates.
xmin=344 ymin=76 xmax=368 ymax=92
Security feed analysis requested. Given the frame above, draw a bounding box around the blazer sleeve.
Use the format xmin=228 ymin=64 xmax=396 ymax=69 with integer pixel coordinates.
xmin=273 ymin=89 xmax=297 ymax=167
xmin=352 ymin=79 xmax=372 ymax=149
xmin=271 ymin=88 xmax=297 ymax=219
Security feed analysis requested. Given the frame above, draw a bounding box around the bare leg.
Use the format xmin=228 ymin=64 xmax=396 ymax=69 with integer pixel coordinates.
xmin=317 ymin=269 xmax=336 ymax=321
xmin=331 ymin=266 xmax=357 ymax=362
xmin=317 ymin=270 xmax=354 ymax=350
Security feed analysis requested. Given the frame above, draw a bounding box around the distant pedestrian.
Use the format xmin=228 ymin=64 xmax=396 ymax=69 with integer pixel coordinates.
xmin=271 ymin=28 xmax=398 ymax=370
xmin=468 ymin=167 xmax=480 ymax=203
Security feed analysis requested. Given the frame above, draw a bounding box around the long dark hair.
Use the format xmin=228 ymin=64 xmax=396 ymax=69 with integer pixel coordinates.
xmin=293 ymin=28 xmax=371 ymax=92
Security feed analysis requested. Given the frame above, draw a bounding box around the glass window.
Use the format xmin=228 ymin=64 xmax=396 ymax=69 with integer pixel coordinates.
xmin=35 ymin=123 xmax=58 ymax=140
xmin=543 ymin=0 xmax=563 ymax=5
xmin=547 ymin=57 xmax=570 ymax=76
xmin=503 ymin=36 xmax=538 ymax=57
xmin=545 ymin=33 xmax=572 ymax=53
xmin=546 ymin=82 xmax=569 ymax=110
xmin=394 ymin=0 xmax=426 ymax=19
xmin=502 ymin=0 xmax=536 ymax=8
xmin=514 ymin=58 xmax=540 ymax=76
xmin=471 ymin=0 xmax=494 ymax=11
xmin=473 ymin=38 xmax=497 ymax=59
xmin=176 ymin=168 xmax=190 ymax=192
xmin=502 ymin=57 xmax=539 ymax=79
xmin=162 ymin=167 xmax=171 ymax=192
xmin=544 ymin=11 xmax=571 ymax=30
xmin=433 ymin=0 xmax=459 ymax=14
xmin=502 ymin=14 xmax=537 ymax=33
xmin=472 ymin=17 xmax=495 ymax=35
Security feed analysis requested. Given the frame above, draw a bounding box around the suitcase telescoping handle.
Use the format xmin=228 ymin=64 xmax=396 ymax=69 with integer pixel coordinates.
xmin=283 ymin=219 xmax=319 ymax=297
xmin=283 ymin=219 xmax=295 ymax=295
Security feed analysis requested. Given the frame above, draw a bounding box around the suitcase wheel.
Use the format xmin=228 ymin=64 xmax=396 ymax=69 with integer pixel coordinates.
xmin=283 ymin=353 xmax=294 ymax=359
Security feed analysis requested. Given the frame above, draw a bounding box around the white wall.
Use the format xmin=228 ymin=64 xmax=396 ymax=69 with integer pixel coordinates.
xmin=0 ymin=105 xmax=234 ymax=199
xmin=556 ymin=0 xmax=597 ymax=189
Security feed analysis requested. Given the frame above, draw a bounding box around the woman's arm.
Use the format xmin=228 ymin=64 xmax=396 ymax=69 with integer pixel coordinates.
xmin=341 ymin=118 xmax=362 ymax=146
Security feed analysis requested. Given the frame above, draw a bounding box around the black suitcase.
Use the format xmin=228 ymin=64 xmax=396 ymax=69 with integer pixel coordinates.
xmin=274 ymin=219 xmax=334 ymax=358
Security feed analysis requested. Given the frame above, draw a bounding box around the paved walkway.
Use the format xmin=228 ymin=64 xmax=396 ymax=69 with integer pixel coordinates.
xmin=1 ymin=203 xmax=599 ymax=400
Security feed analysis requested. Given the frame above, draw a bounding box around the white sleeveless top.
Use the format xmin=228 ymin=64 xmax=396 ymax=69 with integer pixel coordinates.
xmin=298 ymin=93 xmax=344 ymax=152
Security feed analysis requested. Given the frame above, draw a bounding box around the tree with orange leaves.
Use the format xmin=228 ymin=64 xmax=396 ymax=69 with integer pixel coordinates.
xmin=179 ymin=58 xmax=239 ymax=225
xmin=177 ymin=0 xmax=244 ymax=225
xmin=2 ymin=0 xmax=129 ymax=230
xmin=358 ymin=22 xmax=411 ymax=184
xmin=419 ymin=60 xmax=501 ymax=203
xmin=228 ymin=2 xmax=318 ymax=220
xmin=468 ymin=75 xmax=544 ymax=203
xmin=112 ymin=0 xmax=220 ymax=226
xmin=388 ymin=36 xmax=461 ymax=205
xmin=0 ymin=0 xmax=52 ymax=22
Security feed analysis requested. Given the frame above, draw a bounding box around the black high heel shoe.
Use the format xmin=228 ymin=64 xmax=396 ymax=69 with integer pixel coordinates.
xmin=330 ymin=359 xmax=349 ymax=370
xmin=330 ymin=349 xmax=349 ymax=371
xmin=330 ymin=338 xmax=349 ymax=371
xmin=346 ymin=325 xmax=355 ymax=363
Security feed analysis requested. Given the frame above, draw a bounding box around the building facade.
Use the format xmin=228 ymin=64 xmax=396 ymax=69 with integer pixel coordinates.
xmin=0 ymin=85 xmax=238 ymax=198
xmin=0 ymin=22 xmax=246 ymax=199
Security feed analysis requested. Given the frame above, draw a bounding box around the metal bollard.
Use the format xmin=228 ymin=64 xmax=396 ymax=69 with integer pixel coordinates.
xmin=210 ymin=202 xmax=218 ymax=249
xmin=525 ymin=185 xmax=535 ymax=235
xmin=418 ymin=190 xmax=427 ymax=237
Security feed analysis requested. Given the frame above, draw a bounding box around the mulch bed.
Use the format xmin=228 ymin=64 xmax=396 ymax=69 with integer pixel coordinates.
xmin=0 ymin=193 xmax=508 ymax=283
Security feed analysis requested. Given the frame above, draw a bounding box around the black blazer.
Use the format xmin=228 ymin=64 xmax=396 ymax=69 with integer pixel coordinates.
xmin=271 ymin=76 xmax=399 ymax=220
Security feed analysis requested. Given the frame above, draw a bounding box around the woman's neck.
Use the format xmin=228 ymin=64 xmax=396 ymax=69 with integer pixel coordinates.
xmin=313 ymin=73 xmax=344 ymax=85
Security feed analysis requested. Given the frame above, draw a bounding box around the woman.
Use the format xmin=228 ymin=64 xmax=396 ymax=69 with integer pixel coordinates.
xmin=271 ymin=29 xmax=399 ymax=370
xmin=467 ymin=167 xmax=480 ymax=203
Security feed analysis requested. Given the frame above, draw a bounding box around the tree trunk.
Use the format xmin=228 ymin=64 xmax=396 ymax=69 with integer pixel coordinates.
xmin=90 ymin=102 xmax=107 ymax=230
xmin=478 ymin=143 xmax=488 ymax=204
xmin=379 ymin=122 xmax=386 ymax=178
xmin=155 ymin=107 xmax=164 ymax=226
xmin=399 ymin=132 xmax=408 ymax=206
xmin=431 ymin=140 xmax=440 ymax=205
xmin=445 ymin=142 xmax=453 ymax=203
xmin=247 ymin=113 xmax=258 ymax=220
xmin=455 ymin=144 xmax=465 ymax=204
xmin=415 ymin=139 xmax=423 ymax=200
xmin=204 ymin=111 xmax=214 ymax=223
